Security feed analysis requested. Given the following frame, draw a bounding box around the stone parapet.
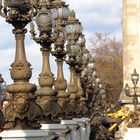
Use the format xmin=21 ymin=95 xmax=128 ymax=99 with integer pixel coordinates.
xmin=41 ymin=124 xmax=71 ymax=140
xmin=0 ymin=130 xmax=58 ymax=140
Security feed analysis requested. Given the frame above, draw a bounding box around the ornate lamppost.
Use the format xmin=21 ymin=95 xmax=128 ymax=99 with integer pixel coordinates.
xmin=74 ymin=34 xmax=89 ymax=117
xmin=65 ymin=40 xmax=78 ymax=117
xmin=30 ymin=0 xmax=71 ymax=123
xmin=48 ymin=0 xmax=74 ymax=120
xmin=124 ymin=68 xmax=140 ymax=105
xmin=81 ymin=54 xmax=101 ymax=114
xmin=65 ymin=10 xmax=83 ymax=117
xmin=0 ymin=0 xmax=42 ymax=129
xmin=51 ymin=17 xmax=72 ymax=120
xmin=86 ymin=56 xmax=96 ymax=100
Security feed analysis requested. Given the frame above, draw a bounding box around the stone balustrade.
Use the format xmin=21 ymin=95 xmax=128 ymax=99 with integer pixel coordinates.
xmin=0 ymin=118 xmax=90 ymax=140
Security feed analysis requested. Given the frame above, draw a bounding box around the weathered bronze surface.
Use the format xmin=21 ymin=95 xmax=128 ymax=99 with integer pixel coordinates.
xmin=0 ymin=1 xmax=42 ymax=129
xmin=54 ymin=59 xmax=71 ymax=119
xmin=90 ymin=112 xmax=115 ymax=140
xmin=74 ymin=38 xmax=90 ymax=118
xmin=76 ymin=73 xmax=89 ymax=117
xmin=65 ymin=10 xmax=83 ymax=118
xmin=51 ymin=16 xmax=74 ymax=119
xmin=30 ymin=1 xmax=61 ymax=123
xmin=36 ymin=47 xmax=61 ymax=123
xmin=67 ymin=66 xmax=78 ymax=117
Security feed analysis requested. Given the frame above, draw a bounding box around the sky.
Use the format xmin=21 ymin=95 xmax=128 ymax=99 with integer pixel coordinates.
xmin=0 ymin=0 xmax=122 ymax=85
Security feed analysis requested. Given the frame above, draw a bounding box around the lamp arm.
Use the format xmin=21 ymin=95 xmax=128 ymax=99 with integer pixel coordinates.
xmin=30 ymin=21 xmax=36 ymax=37
xmin=30 ymin=6 xmax=38 ymax=17
xmin=23 ymin=11 xmax=34 ymax=21
xmin=51 ymin=30 xmax=59 ymax=42
xmin=30 ymin=21 xmax=44 ymax=43
xmin=0 ymin=7 xmax=7 ymax=18
xmin=62 ymin=28 xmax=67 ymax=39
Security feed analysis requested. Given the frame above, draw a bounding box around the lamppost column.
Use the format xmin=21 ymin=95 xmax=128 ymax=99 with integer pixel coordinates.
xmin=54 ymin=58 xmax=70 ymax=119
xmin=38 ymin=47 xmax=54 ymax=87
xmin=30 ymin=1 xmax=62 ymax=123
xmin=0 ymin=0 xmax=42 ymax=130
xmin=76 ymin=73 xmax=89 ymax=117
xmin=36 ymin=47 xmax=61 ymax=123
xmin=68 ymin=66 xmax=78 ymax=117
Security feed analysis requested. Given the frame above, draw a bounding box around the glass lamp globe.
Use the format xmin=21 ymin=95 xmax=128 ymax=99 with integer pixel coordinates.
xmin=65 ymin=10 xmax=82 ymax=35
xmin=70 ymin=44 xmax=77 ymax=53
xmin=131 ymin=69 xmax=139 ymax=86
xmin=36 ymin=12 xmax=52 ymax=32
xmin=59 ymin=31 xmax=65 ymax=39
xmin=66 ymin=22 xmax=82 ymax=35
xmin=75 ymin=22 xmax=83 ymax=34
xmin=56 ymin=6 xmax=69 ymax=19
xmin=96 ymin=77 xmax=100 ymax=84
xmin=87 ymin=62 xmax=95 ymax=70
xmin=50 ymin=1 xmax=69 ymax=26
xmin=99 ymin=83 xmax=103 ymax=89
xmin=65 ymin=24 xmax=75 ymax=34
xmin=78 ymin=34 xmax=86 ymax=46
xmin=83 ymin=49 xmax=90 ymax=57
xmin=92 ymin=70 xmax=97 ymax=78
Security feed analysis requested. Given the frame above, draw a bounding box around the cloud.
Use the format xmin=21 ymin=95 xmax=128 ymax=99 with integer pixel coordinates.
xmin=65 ymin=0 xmax=122 ymax=39
xmin=0 ymin=18 xmax=14 ymax=49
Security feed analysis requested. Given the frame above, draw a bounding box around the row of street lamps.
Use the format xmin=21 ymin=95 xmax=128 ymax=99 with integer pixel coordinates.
xmin=0 ymin=0 xmax=94 ymax=130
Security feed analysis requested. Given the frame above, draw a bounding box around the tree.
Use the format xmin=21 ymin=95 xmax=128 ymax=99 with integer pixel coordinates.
xmin=89 ymin=32 xmax=123 ymax=104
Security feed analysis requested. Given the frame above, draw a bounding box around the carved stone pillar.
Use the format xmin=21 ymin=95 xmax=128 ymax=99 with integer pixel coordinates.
xmin=120 ymin=0 xmax=140 ymax=103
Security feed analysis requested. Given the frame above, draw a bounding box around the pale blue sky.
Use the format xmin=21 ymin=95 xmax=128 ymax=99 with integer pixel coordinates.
xmin=0 ymin=0 xmax=122 ymax=85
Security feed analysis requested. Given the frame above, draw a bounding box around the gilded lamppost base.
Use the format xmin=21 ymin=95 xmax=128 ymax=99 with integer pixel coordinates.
xmin=68 ymin=89 xmax=79 ymax=117
xmin=76 ymin=74 xmax=90 ymax=118
xmin=0 ymin=0 xmax=43 ymax=130
xmin=57 ymin=92 xmax=73 ymax=120
xmin=34 ymin=48 xmax=61 ymax=124
xmin=36 ymin=87 xmax=61 ymax=124
xmin=54 ymin=59 xmax=73 ymax=120
xmin=3 ymin=82 xmax=42 ymax=130
xmin=2 ymin=28 xmax=43 ymax=130
xmin=76 ymin=98 xmax=90 ymax=118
